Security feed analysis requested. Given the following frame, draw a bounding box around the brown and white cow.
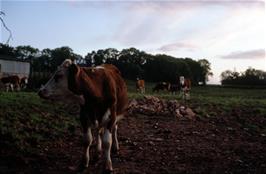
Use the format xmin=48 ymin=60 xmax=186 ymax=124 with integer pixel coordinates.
xmin=136 ymin=78 xmax=145 ymax=94
xmin=20 ymin=77 xmax=28 ymax=89
xmin=179 ymin=76 xmax=191 ymax=100
xmin=38 ymin=59 xmax=128 ymax=173
xmin=0 ymin=75 xmax=21 ymax=92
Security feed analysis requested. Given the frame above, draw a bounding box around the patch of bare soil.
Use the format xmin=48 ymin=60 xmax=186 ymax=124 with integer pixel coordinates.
xmin=1 ymin=105 xmax=266 ymax=173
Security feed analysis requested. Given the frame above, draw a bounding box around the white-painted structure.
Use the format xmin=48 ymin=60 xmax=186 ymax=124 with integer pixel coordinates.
xmin=0 ymin=55 xmax=30 ymax=78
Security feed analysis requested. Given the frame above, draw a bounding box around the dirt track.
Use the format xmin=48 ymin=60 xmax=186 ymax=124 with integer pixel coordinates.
xmin=1 ymin=111 xmax=266 ymax=174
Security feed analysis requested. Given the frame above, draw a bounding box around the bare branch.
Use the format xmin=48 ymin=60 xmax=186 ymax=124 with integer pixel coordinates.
xmin=0 ymin=11 xmax=13 ymax=44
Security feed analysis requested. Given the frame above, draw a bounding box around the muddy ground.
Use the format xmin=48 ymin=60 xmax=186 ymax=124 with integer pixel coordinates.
xmin=1 ymin=111 xmax=266 ymax=174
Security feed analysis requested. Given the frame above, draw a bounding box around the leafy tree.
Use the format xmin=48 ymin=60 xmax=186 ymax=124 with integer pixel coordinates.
xmin=119 ymin=47 xmax=146 ymax=65
xmin=84 ymin=50 xmax=95 ymax=66
xmin=198 ymin=59 xmax=213 ymax=85
xmin=1 ymin=44 xmax=214 ymax=88
xmin=32 ymin=48 xmax=52 ymax=70
xmin=183 ymin=58 xmax=202 ymax=85
xmin=221 ymin=70 xmax=233 ymax=81
xmin=85 ymin=48 xmax=120 ymax=66
xmin=15 ymin=45 xmax=39 ymax=60
xmin=50 ymin=46 xmax=74 ymax=71
xmin=144 ymin=54 xmax=190 ymax=83
xmin=0 ymin=43 xmax=15 ymax=56
xmin=116 ymin=48 xmax=147 ymax=79
xmin=104 ymin=48 xmax=120 ymax=64
xmin=221 ymin=68 xmax=266 ymax=86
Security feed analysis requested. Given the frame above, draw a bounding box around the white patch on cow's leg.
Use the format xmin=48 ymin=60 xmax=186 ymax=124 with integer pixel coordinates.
xmin=112 ymin=124 xmax=119 ymax=153
xmin=83 ymin=127 xmax=92 ymax=167
xmin=10 ymin=84 xmax=14 ymax=92
xmin=96 ymin=128 xmax=103 ymax=157
xmin=102 ymin=128 xmax=113 ymax=171
xmin=101 ymin=109 xmax=111 ymax=125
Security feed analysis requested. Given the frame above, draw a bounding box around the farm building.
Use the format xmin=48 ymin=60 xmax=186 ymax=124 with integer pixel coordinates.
xmin=0 ymin=55 xmax=30 ymax=78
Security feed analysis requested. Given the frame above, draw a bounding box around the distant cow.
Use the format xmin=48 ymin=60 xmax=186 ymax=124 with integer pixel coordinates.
xmin=180 ymin=76 xmax=191 ymax=99
xmin=153 ymin=82 xmax=170 ymax=92
xmin=20 ymin=77 xmax=28 ymax=89
xmin=38 ymin=60 xmax=128 ymax=173
xmin=136 ymin=78 xmax=145 ymax=93
xmin=0 ymin=75 xmax=21 ymax=92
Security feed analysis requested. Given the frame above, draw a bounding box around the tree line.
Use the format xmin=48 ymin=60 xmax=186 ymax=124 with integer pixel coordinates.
xmin=221 ymin=68 xmax=266 ymax=86
xmin=0 ymin=43 xmax=213 ymax=87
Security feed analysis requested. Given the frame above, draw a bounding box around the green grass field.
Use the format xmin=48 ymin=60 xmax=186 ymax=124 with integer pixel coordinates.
xmin=0 ymin=82 xmax=266 ymax=152
xmin=128 ymin=81 xmax=266 ymax=117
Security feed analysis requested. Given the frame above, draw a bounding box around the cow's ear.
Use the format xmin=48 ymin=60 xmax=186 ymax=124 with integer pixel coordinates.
xmin=68 ymin=64 xmax=81 ymax=94
xmin=68 ymin=64 xmax=79 ymax=76
xmin=62 ymin=59 xmax=72 ymax=68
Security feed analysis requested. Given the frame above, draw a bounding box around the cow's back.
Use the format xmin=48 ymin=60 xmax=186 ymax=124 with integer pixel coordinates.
xmin=102 ymin=64 xmax=128 ymax=115
xmin=80 ymin=64 xmax=128 ymax=115
xmin=1 ymin=76 xmax=20 ymax=84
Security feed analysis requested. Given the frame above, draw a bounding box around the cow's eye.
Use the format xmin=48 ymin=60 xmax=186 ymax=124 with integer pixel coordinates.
xmin=54 ymin=74 xmax=63 ymax=83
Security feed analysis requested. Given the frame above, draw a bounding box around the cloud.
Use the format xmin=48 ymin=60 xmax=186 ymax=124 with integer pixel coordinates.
xmin=158 ymin=42 xmax=199 ymax=52
xmin=111 ymin=0 xmax=264 ymax=47
xmin=111 ymin=2 xmax=202 ymax=46
xmin=128 ymin=0 xmax=264 ymax=12
xmin=220 ymin=49 xmax=265 ymax=59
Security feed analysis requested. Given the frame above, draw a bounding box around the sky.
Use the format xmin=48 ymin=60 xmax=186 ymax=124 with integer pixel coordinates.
xmin=1 ymin=0 xmax=265 ymax=84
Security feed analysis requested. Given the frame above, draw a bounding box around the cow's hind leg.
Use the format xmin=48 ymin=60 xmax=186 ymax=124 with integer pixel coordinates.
xmin=96 ymin=128 xmax=103 ymax=159
xmin=102 ymin=127 xmax=113 ymax=173
xmin=78 ymin=109 xmax=93 ymax=171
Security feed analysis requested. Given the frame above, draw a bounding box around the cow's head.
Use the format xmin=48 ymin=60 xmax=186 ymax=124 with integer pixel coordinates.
xmin=38 ymin=59 xmax=84 ymax=104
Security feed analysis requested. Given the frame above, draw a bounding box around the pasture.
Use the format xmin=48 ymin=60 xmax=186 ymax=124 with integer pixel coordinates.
xmin=0 ymin=83 xmax=266 ymax=173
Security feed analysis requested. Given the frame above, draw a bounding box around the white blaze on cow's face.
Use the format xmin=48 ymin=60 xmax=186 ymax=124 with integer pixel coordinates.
xmin=38 ymin=59 xmax=72 ymax=100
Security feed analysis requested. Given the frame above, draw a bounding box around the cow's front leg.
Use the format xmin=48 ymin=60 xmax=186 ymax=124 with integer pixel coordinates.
xmin=82 ymin=126 xmax=93 ymax=168
xmin=103 ymin=127 xmax=113 ymax=172
xmin=112 ymin=124 xmax=119 ymax=154
xmin=10 ymin=84 xmax=14 ymax=92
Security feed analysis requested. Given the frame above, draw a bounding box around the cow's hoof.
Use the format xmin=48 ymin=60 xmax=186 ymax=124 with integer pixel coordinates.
xmin=102 ymin=169 xmax=113 ymax=174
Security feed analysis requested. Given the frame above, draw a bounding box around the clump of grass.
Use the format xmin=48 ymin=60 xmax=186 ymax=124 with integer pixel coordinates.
xmin=0 ymin=92 xmax=79 ymax=153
